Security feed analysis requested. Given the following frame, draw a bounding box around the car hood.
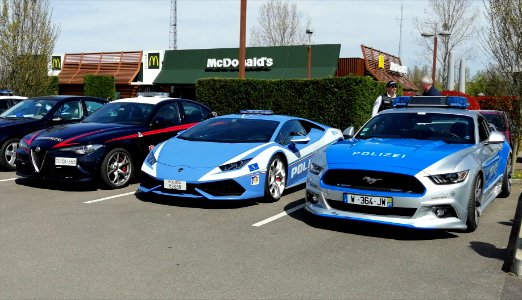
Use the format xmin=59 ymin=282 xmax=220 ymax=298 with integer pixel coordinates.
xmin=326 ymin=138 xmax=472 ymax=172
xmin=0 ymin=117 xmax=39 ymax=128
xmin=156 ymin=138 xmax=266 ymax=168
xmin=26 ymin=122 xmax=144 ymax=148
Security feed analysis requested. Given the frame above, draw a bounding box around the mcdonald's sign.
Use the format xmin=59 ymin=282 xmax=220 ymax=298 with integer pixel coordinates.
xmin=51 ymin=56 xmax=61 ymax=70
xmin=148 ymin=53 xmax=160 ymax=69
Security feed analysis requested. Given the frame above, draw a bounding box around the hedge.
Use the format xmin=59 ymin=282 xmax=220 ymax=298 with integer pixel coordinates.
xmin=195 ymin=76 xmax=389 ymax=130
xmin=83 ymin=75 xmax=115 ymax=100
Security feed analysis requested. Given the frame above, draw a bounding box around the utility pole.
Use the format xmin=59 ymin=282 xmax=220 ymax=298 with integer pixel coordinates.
xmin=239 ymin=0 xmax=247 ymax=79
xmin=397 ymin=3 xmax=405 ymax=57
xmin=169 ymin=0 xmax=177 ymax=50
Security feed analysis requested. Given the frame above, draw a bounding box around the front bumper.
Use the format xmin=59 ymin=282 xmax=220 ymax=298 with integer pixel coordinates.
xmin=16 ymin=147 xmax=106 ymax=182
xmin=138 ymin=171 xmax=266 ymax=200
xmin=305 ymin=174 xmax=472 ymax=230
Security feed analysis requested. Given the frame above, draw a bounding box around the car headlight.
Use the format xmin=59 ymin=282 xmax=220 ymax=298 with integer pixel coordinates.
xmin=145 ymin=151 xmax=157 ymax=166
xmin=309 ymin=162 xmax=324 ymax=175
xmin=219 ymin=158 xmax=252 ymax=171
xmin=59 ymin=144 xmax=104 ymax=155
xmin=429 ymin=170 xmax=469 ymax=184
xmin=19 ymin=138 xmax=28 ymax=149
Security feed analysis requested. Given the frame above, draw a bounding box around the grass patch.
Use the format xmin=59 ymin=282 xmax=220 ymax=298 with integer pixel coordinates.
xmin=513 ymin=169 xmax=522 ymax=179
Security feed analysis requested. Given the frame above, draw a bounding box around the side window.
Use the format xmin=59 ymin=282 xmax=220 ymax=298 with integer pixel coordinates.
xmin=0 ymin=100 xmax=9 ymax=113
xmin=152 ymin=102 xmax=181 ymax=126
xmin=478 ymin=118 xmax=489 ymax=142
xmin=53 ymin=100 xmax=82 ymax=120
xmin=181 ymin=101 xmax=209 ymax=123
xmin=85 ymin=100 xmax=105 ymax=115
xmin=275 ymin=120 xmax=307 ymax=145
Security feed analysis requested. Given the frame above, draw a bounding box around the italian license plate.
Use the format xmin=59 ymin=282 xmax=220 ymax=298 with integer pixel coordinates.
xmin=55 ymin=157 xmax=77 ymax=166
xmin=344 ymin=193 xmax=393 ymax=208
xmin=164 ymin=179 xmax=187 ymax=191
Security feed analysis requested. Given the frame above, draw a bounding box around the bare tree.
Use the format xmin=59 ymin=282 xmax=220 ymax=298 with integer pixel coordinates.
xmin=481 ymin=0 xmax=522 ymax=171
xmin=250 ymin=0 xmax=311 ymax=46
xmin=0 ymin=0 xmax=59 ymax=97
xmin=416 ymin=0 xmax=478 ymax=87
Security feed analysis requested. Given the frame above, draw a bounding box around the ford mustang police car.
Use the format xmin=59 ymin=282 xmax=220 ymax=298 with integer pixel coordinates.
xmin=139 ymin=110 xmax=342 ymax=201
xmin=305 ymin=96 xmax=512 ymax=232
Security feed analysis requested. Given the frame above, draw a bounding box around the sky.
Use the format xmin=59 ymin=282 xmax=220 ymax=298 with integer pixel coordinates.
xmin=48 ymin=0 xmax=488 ymax=76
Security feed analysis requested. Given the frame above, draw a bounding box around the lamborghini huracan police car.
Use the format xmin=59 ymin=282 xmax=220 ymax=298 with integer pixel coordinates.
xmin=305 ymin=96 xmax=512 ymax=232
xmin=139 ymin=110 xmax=343 ymax=201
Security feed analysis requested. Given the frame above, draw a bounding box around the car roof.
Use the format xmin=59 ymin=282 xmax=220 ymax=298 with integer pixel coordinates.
xmin=216 ymin=113 xmax=300 ymax=123
xmin=0 ymin=96 xmax=27 ymax=100
xmin=113 ymin=96 xmax=184 ymax=105
xmin=27 ymin=95 xmax=104 ymax=101
xmin=381 ymin=107 xmax=480 ymax=118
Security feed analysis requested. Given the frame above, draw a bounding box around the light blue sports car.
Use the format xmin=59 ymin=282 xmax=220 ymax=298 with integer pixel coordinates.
xmin=139 ymin=110 xmax=342 ymax=201
xmin=305 ymin=96 xmax=512 ymax=232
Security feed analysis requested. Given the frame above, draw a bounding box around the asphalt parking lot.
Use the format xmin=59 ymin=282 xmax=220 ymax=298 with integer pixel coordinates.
xmin=1 ymin=170 xmax=521 ymax=299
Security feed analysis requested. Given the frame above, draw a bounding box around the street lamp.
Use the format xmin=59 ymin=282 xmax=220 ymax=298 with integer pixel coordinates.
xmin=306 ymin=29 xmax=313 ymax=80
xmin=421 ymin=24 xmax=451 ymax=85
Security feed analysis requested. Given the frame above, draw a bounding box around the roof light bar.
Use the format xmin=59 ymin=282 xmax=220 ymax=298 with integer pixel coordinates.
xmin=393 ymin=96 xmax=469 ymax=109
xmin=239 ymin=109 xmax=274 ymax=115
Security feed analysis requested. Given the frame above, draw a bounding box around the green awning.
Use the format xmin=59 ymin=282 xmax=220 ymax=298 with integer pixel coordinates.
xmin=154 ymin=44 xmax=341 ymax=85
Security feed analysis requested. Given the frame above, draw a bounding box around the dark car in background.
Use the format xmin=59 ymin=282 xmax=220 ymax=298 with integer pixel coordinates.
xmin=0 ymin=95 xmax=107 ymax=170
xmin=16 ymin=97 xmax=214 ymax=189
xmin=478 ymin=110 xmax=512 ymax=145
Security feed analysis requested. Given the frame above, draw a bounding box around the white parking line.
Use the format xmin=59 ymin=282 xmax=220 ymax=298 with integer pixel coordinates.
xmin=84 ymin=191 xmax=136 ymax=204
xmin=0 ymin=177 xmax=17 ymax=182
xmin=252 ymin=204 xmax=305 ymax=227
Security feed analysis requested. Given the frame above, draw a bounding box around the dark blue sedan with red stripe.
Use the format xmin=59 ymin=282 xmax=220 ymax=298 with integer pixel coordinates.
xmin=16 ymin=97 xmax=214 ymax=189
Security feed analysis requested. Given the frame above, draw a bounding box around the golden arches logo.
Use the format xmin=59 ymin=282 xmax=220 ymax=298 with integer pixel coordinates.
xmin=148 ymin=53 xmax=160 ymax=69
xmin=51 ymin=56 xmax=61 ymax=70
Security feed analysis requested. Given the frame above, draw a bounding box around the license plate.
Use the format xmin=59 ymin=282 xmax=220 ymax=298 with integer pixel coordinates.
xmin=164 ymin=179 xmax=187 ymax=190
xmin=344 ymin=193 xmax=393 ymax=207
xmin=55 ymin=157 xmax=77 ymax=166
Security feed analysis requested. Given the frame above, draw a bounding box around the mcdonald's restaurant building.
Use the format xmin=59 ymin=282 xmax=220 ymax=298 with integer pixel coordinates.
xmin=49 ymin=44 xmax=417 ymax=99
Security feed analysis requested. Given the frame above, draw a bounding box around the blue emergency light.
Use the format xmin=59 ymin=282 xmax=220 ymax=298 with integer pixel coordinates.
xmin=393 ymin=96 xmax=469 ymax=109
xmin=239 ymin=109 xmax=274 ymax=115
xmin=0 ymin=89 xmax=13 ymax=96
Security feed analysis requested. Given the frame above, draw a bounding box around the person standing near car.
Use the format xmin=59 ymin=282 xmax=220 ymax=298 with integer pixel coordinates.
xmin=372 ymin=80 xmax=398 ymax=117
xmin=421 ymin=76 xmax=442 ymax=96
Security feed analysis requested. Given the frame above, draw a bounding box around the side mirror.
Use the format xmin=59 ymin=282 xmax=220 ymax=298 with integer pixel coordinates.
xmin=343 ymin=126 xmax=355 ymax=138
xmin=487 ymin=131 xmax=505 ymax=144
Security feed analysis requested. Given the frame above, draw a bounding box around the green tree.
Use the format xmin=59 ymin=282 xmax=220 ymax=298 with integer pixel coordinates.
xmin=0 ymin=0 xmax=59 ymax=97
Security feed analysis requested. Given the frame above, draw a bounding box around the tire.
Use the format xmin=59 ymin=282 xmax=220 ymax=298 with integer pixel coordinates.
xmin=99 ymin=148 xmax=133 ymax=189
xmin=465 ymin=175 xmax=483 ymax=232
xmin=263 ymin=155 xmax=287 ymax=202
xmin=0 ymin=138 xmax=19 ymax=171
xmin=498 ymin=155 xmax=512 ymax=198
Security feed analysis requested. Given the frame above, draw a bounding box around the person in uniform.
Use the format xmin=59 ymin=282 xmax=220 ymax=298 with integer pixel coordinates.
xmin=372 ymin=80 xmax=398 ymax=117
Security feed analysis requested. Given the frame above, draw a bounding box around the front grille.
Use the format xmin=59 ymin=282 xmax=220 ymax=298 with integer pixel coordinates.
xmin=30 ymin=148 xmax=47 ymax=173
xmin=326 ymin=199 xmax=417 ymax=217
xmin=198 ymin=180 xmax=245 ymax=196
xmin=322 ymin=170 xmax=425 ymax=194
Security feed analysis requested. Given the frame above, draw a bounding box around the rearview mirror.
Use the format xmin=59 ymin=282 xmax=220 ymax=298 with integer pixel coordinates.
xmin=343 ymin=126 xmax=355 ymax=138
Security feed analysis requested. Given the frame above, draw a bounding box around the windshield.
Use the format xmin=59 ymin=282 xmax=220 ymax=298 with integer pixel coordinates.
xmin=356 ymin=112 xmax=475 ymax=144
xmin=179 ymin=118 xmax=279 ymax=143
xmin=0 ymin=99 xmax=59 ymax=119
xmin=83 ymin=102 xmax=154 ymax=125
